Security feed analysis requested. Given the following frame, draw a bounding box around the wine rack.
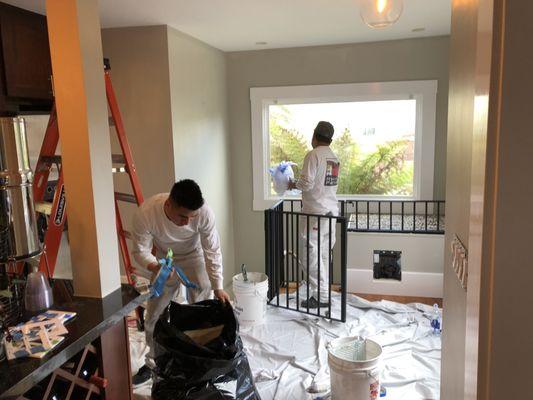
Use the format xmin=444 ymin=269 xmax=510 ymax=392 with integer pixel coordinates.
xmin=19 ymin=343 xmax=108 ymax=400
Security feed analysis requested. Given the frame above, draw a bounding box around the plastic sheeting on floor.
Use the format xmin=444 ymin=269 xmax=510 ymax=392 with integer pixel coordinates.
xmin=129 ymin=291 xmax=441 ymax=400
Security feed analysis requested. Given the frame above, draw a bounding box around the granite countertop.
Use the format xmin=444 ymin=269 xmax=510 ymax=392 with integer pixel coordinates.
xmin=0 ymin=282 xmax=148 ymax=399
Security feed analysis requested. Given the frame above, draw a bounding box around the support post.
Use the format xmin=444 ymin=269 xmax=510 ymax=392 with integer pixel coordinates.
xmin=46 ymin=0 xmax=121 ymax=297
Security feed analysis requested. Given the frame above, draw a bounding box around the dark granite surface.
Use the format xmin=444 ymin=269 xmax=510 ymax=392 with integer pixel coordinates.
xmin=0 ymin=282 xmax=147 ymax=399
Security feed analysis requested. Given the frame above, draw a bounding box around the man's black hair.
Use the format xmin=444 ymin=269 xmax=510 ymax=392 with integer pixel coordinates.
xmin=169 ymin=179 xmax=205 ymax=210
xmin=314 ymin=121 xmax=334 ymax=144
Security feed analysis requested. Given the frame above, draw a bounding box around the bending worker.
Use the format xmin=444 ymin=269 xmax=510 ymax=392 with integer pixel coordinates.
xmin=290 ymin=121 xmax=340 ymax=309
xmin=131 ymin=179 xmax=230 ymax=385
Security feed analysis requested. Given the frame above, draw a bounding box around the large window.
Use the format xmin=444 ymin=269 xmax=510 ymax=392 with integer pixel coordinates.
xmin=251 ymin=81 xmax=437 ymax=210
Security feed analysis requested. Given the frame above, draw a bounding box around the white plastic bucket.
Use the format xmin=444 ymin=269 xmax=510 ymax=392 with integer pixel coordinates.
xmin=327 ymin=336 xmax=383 ymax=400
xmin=232 ymin=272 xmax=268 ymax=326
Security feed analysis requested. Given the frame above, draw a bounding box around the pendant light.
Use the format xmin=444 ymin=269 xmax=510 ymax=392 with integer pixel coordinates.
xmin=360 ymin=0 xmax=404 ymax=29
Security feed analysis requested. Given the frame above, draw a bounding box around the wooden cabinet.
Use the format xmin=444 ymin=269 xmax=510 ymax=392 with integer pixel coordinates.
xmin=0 ymin=2 xmax=53 ymax=115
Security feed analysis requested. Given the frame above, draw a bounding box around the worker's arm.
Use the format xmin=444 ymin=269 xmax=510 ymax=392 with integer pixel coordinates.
xmin=131 ymin=209 xmax=159 ymax=273
xmin=198 ymin=207 xmax=229 ymax=302
xmin=295 ymin=152 xmax=318 ymax=192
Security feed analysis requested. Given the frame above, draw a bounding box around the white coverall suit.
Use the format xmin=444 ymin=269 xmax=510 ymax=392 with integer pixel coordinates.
xmin=296 ymin=146 xmax=340 ymax=302
xmin=131 ymin=193 xmax=224 ymax=369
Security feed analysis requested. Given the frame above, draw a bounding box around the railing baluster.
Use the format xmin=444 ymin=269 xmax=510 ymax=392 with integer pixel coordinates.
xmin=378 ymin=201 xmax=381 ymax=230
xmin=366 ymin=201 xmax=370 ymax=231
xmin=356 ymin=200 xmax=359 ymax=230
xmin=291 ymin=212 xmax=295 ymax=289
xmin=413 ymin=201 xmax=416 ymax=232
xmin=285 ymin=212 xmax=289 ymax=309
xmin=317 ymin=216 xmax=321 ymax=317
xmin=265 ymin=209 xmax=271 ymax=300
xmin=425 ymin=201 xmax=428 ymax=232
xmin=340 ymin=217 xmax=347 ymax=323
xmin=296 ymin=215 xmax=300 ymax=311
xmin=401 ymin=201 xmax=404 ymax=231
xmin=306 ymin=215 xmax=310 ymax=312
xmin=437 ymin=201 xmax=441 ymax=232
xmin=390 ymin=201 xmax=393 ymax=231
xmin=275 ymin=208 xmax=280 ymax=306
xmin=328 ymin=217 xmax=332 ymax=319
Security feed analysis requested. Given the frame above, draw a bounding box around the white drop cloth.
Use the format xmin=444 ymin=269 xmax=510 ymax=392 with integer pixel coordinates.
xmin=129 ymin=291 xmax=441 ymax=400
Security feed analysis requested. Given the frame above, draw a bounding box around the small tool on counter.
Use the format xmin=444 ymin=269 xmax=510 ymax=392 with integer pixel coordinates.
xmin=241 ymin=264 xmax=248 ymax=282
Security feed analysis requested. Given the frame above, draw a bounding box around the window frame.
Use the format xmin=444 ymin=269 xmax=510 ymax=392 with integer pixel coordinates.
xmin=250 ymin=80 xmax=438 ymax=211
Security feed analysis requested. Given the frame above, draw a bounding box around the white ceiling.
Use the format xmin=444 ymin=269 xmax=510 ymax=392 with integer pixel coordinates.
xmin=4 ymin=0 xmax=451 ymax=51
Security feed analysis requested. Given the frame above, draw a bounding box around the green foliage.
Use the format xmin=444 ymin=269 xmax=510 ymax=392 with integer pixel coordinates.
xmin=269 ymin=108 xmax=413 ymax=196
xmin=269 ymin=107 xmax=309 ymax=167
xmin=348 ymin=140 xmax=412 ymax=195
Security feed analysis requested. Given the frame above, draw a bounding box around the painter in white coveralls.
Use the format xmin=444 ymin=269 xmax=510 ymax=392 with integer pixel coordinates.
xmin=130 ymin=179 xmax=230 ymax=385
xmin=289 ymin=121 xmax=340 ymax=309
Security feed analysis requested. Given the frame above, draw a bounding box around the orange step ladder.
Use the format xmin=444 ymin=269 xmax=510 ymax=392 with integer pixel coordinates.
xmin=33 ymin=59 xmax=145 ymax=312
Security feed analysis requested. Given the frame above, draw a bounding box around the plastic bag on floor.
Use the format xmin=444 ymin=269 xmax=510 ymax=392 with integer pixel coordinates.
xmin=152 ymin=300 xmax=261 ymax=400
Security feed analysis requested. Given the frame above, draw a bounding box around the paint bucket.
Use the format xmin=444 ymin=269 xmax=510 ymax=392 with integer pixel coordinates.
xmin=327 ymin=336 xmax=383 ymax=400
xmin=232 ymin=272 xmax=268 ymax=326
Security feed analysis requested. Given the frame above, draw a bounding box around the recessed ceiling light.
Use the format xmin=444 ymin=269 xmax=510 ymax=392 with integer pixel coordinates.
xmin=412 ymin=27 xmax=426 ymax=32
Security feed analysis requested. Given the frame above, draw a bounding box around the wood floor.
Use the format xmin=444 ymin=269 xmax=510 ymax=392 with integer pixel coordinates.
xmin=354 ymin=293 xmax=443 ymax=308
xmin=282 ymin=282 xmax=443 ymax=308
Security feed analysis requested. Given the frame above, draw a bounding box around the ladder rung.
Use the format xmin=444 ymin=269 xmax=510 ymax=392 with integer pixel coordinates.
xmin=35 ymin=201 xmax=53 ymax=215
xmin=112 ymin=166 xmax=127 ymax=173
xmin=112 ymin=154 xmax=125 ymax=164
xmin=115 ymin=192 xmax=137 ymax=204
xmin=40 ymin=154 xmax=126 ymax=173
xmin=41 ymin=155 xmax=62 ymax=165
xmin=111 ymin=154 xmax=127 ymax=173
xmin=122 ymin=230 xmax=132 ymax=240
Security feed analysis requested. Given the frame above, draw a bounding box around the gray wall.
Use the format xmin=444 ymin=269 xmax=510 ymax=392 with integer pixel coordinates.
xmin=166 ymin=26 xmax=236 ymax=286
xmin=101 ymin=26 xmax=236 ymax=288
xmin=101 ymin=26 xmax=175 ymax=197
xmin=101 ymin=26 xmax=175 ymax=279
xmin=227 ymin=36 xmax=450 ymax=273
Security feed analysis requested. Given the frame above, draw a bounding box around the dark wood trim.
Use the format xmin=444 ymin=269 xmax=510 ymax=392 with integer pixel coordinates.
xmin=98 ymin=318 xmax=133 ymax=400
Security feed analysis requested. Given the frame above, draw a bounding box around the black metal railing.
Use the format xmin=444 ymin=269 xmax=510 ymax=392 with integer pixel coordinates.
xmin=342 ymin=200 xmax=445 ymax=234
xmin=265 ymin=200 xmax=347 ymax=322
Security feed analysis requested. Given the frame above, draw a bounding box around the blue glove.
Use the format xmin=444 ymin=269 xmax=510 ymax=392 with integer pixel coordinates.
xmin=150 ymin=249 xmax=198 ymax=298
xmin=151 ymin=255 xmax=173 ymax=298
xmin=173 ymin=264 xmax=199 ymax=289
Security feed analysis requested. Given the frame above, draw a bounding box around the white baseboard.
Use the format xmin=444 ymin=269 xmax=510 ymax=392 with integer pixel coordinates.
xmin=347 ymin=268 xmax=443 ymax=298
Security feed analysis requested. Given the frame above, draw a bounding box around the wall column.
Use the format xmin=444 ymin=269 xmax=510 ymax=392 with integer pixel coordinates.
xmin=45 ymin=0 xmax=120 ymax=297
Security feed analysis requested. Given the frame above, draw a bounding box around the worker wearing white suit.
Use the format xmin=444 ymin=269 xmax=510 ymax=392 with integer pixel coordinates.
xmin=290 ymin=121 xmax=339 ymax=309
xmin=130 ymin=179 xmax=230 ymax=385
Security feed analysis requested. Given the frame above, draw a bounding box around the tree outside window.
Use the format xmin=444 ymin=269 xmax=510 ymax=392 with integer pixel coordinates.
xmin=269 ymin=101 xmax=415 ymax=196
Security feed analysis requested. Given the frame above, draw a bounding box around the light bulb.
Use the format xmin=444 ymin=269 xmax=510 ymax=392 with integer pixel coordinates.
xmin=377 ymin=0 xmax=387 ymax=13
xmin=360 ymin=0 xmax=404 ymax=29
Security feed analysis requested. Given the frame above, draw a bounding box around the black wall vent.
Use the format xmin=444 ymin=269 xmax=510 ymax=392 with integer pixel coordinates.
xmin=373 ymin=250 xmax=402 ymax=281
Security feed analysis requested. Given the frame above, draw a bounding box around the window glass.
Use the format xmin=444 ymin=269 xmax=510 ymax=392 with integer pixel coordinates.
xmin=269 ymin=100 xmax=416 ymax=196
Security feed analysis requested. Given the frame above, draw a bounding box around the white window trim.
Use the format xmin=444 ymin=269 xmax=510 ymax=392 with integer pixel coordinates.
xmin=250 ymin=80 xmax=438 ymax=211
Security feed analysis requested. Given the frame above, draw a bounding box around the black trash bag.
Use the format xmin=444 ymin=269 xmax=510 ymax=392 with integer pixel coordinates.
xmin=152 ymin=300 xmax=261 ymax=400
